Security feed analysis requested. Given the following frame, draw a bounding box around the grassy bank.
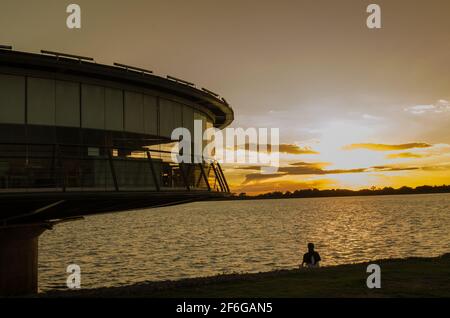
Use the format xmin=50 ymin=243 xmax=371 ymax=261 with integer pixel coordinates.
xmin=43 ymin=253 xmax=450 ymax=298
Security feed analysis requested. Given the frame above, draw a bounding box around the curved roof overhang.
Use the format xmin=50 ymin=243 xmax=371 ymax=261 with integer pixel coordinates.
xmin=0 ymin=49 xmax=234 ymax=129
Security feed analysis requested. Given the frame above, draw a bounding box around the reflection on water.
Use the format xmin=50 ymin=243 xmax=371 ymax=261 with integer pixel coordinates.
xmin=39 ymin=193 xmax=450 ymax=291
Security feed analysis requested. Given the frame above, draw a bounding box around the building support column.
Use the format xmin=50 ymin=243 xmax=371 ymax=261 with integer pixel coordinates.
xmin=0 ymin=223 xmax=50 ymax=296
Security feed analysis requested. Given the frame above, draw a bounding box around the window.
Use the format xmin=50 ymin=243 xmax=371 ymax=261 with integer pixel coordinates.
xmin=87 ymin=147 xmax=100 ymax=157
xmin=55 ymin=80 xmax=80 ymax=127
xmin=105 ymin=88 xmax=123 ymax=131
xmin=27 ymin=77 xmax=55 ymax=126
xmin=160 ymin=98 xmax=183 ymax=138
xmin=182 ymin=105 xmax=194 ymax=136
xmin=124 ymin=91 xmax=144 ymax=133
xmin=82 ymin=84 xmax=105 ymax=129
xmin=0 ymin=74 xmax=25 ymax=124
xmin=173 ymin=102 xmax=182 ymax=131
xmin=194 ymin=112 xmax=207 ymax=133
xmin=144 ymin=95 xmax=158 ymax=135
xmin=159 ymin=99 xmax=173 ymax=137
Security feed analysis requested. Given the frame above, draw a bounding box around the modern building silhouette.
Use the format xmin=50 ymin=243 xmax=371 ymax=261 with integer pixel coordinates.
xmin=0 ymin=47 xmax=234 ymax=295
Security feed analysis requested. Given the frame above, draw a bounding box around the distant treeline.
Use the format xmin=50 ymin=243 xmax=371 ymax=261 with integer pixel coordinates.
xmin=229 ymin=185 xmax=450 ymax=200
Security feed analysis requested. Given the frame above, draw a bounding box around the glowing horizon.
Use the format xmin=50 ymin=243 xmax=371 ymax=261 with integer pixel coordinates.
xmin=1 ymin=0 xmax=449 ymax=194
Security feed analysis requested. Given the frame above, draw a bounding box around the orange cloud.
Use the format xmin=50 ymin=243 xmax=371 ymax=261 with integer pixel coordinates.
xmin=343 ymin=142 xmax=432 ymax=151
xmin=241 ymin=162 xmax=367 ymax=184
xmin=386 ymin=152 xmax=428 ymax=159
xmin=421 ymin=163 xmax=450 ymax=171
xmin=234 ymin=143 xmax=318 ymax=155
xmin=239 ymin=162 xmax=438 ymax=184
xmin=370 ymin=165 xmax=419 ymax=172
xmin=279 ymin=144 xmax=319 ymax=155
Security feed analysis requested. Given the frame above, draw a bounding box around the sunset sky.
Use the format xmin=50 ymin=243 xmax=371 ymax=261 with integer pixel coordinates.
xmin=1 ymin=0 xmax=449 ymax=194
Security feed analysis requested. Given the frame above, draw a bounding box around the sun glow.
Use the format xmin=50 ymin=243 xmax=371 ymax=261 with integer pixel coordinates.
xmin=314 ymin=121 xmax=382 ymax=170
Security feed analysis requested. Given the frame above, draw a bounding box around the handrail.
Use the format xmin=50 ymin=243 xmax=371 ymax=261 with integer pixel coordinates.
xmin=202 ymin=88 xmax=220 ymax=97
xmin=0 ymin=142 xmax=229 ymax=194
xmin=0 ymin=141 xmax=216 ymax=162
xmin=167 ymin=75 xmax=195 ymax=87
xmin=113 ymin=62 xmax=153 ymax=75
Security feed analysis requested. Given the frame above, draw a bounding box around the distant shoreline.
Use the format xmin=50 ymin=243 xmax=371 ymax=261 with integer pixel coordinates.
xmin=40 ymin=253 xmax=450 ymax=298
xmin=220 ymin=185 xmax=450 ymax=201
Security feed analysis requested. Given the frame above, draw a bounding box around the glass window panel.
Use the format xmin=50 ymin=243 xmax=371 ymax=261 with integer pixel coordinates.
xmin=144 ymin=95 xmax=158 ymax=135
xmin=159 ymin=98 xmax=174 ymax=138
xmin=27 ymin=77 xmax=55 ymax=126
xmin=105 ymin=88 xmax=123 ymax=131
xmin=124 ymin=91 xmax=144 ymax=133
xmin=159 ymin=99 xmax=183 ymax=138
xmin=55 ymin=80 xmax=80 ymax=127
xmin=81 ymin=84 xmax=105 ymax=129
xmin=182 ymin=105 xmax=194 ymax=137
xmin=173 ymin=102 xmax=182 ymax=130
xmin=0 ymin=74 xmax=25 ymax=124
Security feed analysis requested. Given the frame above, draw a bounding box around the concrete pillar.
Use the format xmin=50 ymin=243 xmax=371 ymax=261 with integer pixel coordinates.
xmin=0 ymin=223 xmax=49 ymax=296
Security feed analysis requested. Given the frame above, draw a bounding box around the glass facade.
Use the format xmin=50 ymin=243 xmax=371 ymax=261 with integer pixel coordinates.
xmin=0 ymin=72 xmax=224 ymax=194
xmin=0 ymin=74 xmax=209 ymax=142
xmin=0 ymin=142 xmax=226 ymax=192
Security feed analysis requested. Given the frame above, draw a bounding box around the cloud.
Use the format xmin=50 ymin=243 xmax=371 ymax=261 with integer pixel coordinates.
xmin=242 ymin=173 xmax=287 ymax=184
xmin=240 ymin=162 xmax=432 ymax=184
xmin=404 ymin=99 xmax=450 ymax=115
xmin=421 ymin=163 xmax=450 ymax=171
xmin=289 ymin=161 xmax=330 ymax=168
xmin=370 ymin=166 xmax=419 ymax=172
xmin=281 ymin=165 xmax=366 ymax=176
xmin=343 ymin=142 xmax=432 ymax=151
xmin=385 ymin=143 xmax=450 ymax=159
xmin=241 ymin=162 xmax=367 ymax=184
xmin=386 ymin=152 xmax=429 ymax=159
xmin=233 ymin=143 xmax=319 ymax=155
xmin=362 ymin=114 xmax=383 ymax=120
xmin=369 ymin=164 xmax=450 ymax=172
xmin=279 ymin=144 xmax=319 ymax=155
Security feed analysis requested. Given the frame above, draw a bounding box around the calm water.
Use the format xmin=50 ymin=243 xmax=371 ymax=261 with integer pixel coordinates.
xmin=39 ymin=193 xmax=450 ymax=291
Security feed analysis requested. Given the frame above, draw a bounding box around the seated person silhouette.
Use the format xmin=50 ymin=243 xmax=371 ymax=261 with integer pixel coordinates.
xmin=301 ymin=243 xmax=321 ymax=268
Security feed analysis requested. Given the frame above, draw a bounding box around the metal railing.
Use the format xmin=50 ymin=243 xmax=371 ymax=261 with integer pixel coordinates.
xmin=0 ymin=143 xmax=229 ymax=194
xmin=40 ymin=50 xmax=94 ymax=63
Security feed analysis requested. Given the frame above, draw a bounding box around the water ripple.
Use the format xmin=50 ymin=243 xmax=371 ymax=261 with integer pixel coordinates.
xmin=39 ymin=193 xmax=450 ymax=291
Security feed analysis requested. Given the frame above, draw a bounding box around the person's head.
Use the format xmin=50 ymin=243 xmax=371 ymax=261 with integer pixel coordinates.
xmin=307 ymin=243 xmax=314 ymax=252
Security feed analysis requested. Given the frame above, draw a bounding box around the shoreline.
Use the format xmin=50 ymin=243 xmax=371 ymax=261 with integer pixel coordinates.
xmin=41 ymin=253 xmax=450 ymax=298
xmin=213 ymin=190 xmax=450 ymax=202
